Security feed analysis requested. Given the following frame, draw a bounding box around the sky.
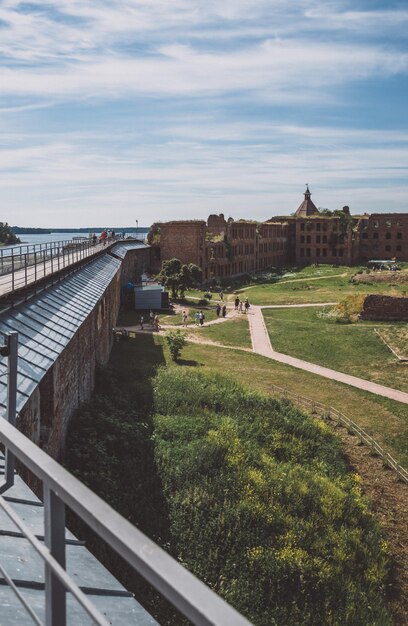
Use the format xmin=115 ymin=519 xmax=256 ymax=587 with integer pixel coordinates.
xmin=1 ymin=0 xmax=408 ymax=227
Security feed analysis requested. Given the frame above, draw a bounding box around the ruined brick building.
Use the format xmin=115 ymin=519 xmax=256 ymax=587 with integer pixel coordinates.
xmin=149 ymin=187 xmax=408 ymax=281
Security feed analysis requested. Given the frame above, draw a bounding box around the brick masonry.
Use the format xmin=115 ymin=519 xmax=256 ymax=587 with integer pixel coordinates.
xmin=17 ymin=248 xmax=151 ymax=468
xmin=152 ymin=190 xmax=408 ymax=276
xmin=360 ymin=294 xmax=408 ymax=321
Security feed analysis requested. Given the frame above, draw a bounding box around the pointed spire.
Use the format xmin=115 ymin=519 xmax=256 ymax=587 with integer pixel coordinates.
xmin=295 ymin=185 xmax=319 ymax=217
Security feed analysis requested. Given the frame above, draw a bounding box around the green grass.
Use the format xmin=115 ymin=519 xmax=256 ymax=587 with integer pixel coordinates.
xmin=153 ymin=367 xmax=390 ymax=626
xmin=234 ymin=266 xmax=408 ymax=305
xmin=262 ymin=307 xmax=408 ymax=393
xmin=119 ymin=334 xmax=408 ymax=468
xmin=187 ymin=315 xmax=252 ymax=348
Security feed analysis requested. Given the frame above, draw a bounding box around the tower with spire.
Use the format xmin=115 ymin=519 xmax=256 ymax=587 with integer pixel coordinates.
xmin=294 ymin=185 xmax=320 ymax=217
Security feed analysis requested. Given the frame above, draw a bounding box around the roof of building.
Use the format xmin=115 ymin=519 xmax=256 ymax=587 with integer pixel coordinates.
xmin=294 ymin=186 xmax=320 ymax=218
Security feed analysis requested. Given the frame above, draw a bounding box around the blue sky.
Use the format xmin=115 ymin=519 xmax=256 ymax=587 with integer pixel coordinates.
xmin=1 ymin=0 xmax=408 ymax=227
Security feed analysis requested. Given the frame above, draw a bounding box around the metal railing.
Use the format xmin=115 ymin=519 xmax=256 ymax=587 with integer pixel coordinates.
xmin=0 ymin=236 xmax=130 ymax=306
xmin=0 ymin=331 xmax=252 ymax=626
xmin=269 ymin=383 xmax=408 ymax=484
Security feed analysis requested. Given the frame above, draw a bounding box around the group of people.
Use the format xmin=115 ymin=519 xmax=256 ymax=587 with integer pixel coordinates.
xmin=234 ymin=296 xmax=250 ymax=313
xmin=90 ymin=230 xmax=127 ymax=247
xmin=216 ymin=303 xmax=227 ymax=318
xmin=140 ymin=310 xmax=160 ymax=331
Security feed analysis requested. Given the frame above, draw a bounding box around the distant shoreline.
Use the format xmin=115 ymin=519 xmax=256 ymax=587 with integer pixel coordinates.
xmin=11 ymin=226 xmax=149 ymax=235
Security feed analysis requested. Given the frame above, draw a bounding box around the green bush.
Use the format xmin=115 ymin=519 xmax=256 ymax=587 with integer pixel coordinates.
xmin=165 ymin=330 xmax=186 ymax=361
xmin=153 ymin=368 xmax=390 ymax=626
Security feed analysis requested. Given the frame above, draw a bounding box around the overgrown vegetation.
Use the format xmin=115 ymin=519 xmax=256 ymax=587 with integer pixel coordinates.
xmin=318 ymin=294 xmax=366 ymax=323
xmin=153 ymin=368 xmax=390 ymax=625
xmin=156 ymin=257 xmax=201 ymax=298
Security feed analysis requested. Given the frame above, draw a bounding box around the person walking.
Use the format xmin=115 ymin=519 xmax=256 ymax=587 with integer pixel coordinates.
xmin=244 ymin=298 xmax=250 ymax=314
xmin=220 ymin=291 xmax=224 ymax=301
xmin=149 ymin=310 xmax=154 ymax=326
xmin=182 ymin=310 xmax=188 ymax=326
xmin=140 ymin=315 xmax=144 ymax=330
xmin=216 ymin=303 xmax=221 ymax=317
xmin=222 ymin=304 xmax=227 ymax=318
xmin=154 ymin=314 xmax=160 ymax=331
xmin=195 ymin=311 xmax=200 ymax=326
xmin=199 ymin=310 xmax=205 ymax=326
xmin=234 ymin=296 xmax=240 ymax=311
xmin=238 ymin=300 xmax=243 ymax=314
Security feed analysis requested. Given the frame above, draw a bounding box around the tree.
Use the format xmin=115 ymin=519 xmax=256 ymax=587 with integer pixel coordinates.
xmin=165 ymin=330 xmax=186 ymax=362
xmin=0 ymin=223 xmax=20 ymax=245
xmin=156 ymin=258 xmax=201 ymax=299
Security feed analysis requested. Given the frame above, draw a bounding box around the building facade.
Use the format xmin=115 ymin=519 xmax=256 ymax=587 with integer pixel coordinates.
xmin=149 ymin=188 xmax=408 ymax=280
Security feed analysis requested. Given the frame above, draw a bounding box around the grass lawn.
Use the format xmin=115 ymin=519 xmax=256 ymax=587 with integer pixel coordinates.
xmin=121 ymin=334 xmax=408 ymax=467
xmin=187 ymin=315 xmax=251 ymax=348
xmin=377 ymin=326 xmax=408 ymax=360
xmin=263 ymin=307 xmax=408 ymax=393
xmin=234 ymin=266 xmax=408 ymax=305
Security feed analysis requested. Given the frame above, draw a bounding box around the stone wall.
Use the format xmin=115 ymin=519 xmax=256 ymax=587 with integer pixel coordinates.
xmin=360 ymin=294 xmax=408 ymax=321
xmin=159 ymin=221 xmax=206 ymax=267
xmin=18 ymin=269 xmax=121 ymax=462
xmin=119 ymin=247 xmax=152 ymax=286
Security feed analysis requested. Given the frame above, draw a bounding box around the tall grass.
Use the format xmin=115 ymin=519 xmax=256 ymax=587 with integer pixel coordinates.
xmin=153 ymin=368 xmax=390 ymax=626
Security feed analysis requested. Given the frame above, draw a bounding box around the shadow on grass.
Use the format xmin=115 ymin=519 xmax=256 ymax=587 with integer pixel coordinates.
xmin=64 ymin=330 xmax=190 ymax=625
xmin=177 ymin=358 xmax=202 ymax=367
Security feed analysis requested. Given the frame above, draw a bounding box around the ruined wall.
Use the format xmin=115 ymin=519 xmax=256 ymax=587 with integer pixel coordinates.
xmin=359 ymin=214 xmax=408 ymax=262
xmin=159 ymin=221 xmax=206 ymax=267
xmin=360 ymin=294 xmax=408 ymax=321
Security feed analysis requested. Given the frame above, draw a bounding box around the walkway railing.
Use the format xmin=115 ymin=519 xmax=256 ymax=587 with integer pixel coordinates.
xmin=270 ymin=383 xmax=408 ymax=484
xmin=0 ymin=332 xmax=251 ymax=626
xmin=0 ymin=236 xmax=120 ymax=305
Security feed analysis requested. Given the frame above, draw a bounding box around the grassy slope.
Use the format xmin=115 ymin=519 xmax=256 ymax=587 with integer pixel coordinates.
xmin=263 ymin=307 xmax=408 ymax=393
xmin=153 ymin=368 xmax=390 ymax=626
xmin=126 ymin=334 xmax=408 ymax=467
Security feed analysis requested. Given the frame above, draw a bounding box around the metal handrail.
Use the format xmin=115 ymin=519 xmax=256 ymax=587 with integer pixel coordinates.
xmin=0 ymin=417 xmax=252 ymax=626
xmin=0 ymin=236 xmax=134 ymax=307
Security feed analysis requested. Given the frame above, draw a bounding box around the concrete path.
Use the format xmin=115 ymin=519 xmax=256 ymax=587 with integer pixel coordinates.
xmin=248 ymin=305 xmax=408 ymax=405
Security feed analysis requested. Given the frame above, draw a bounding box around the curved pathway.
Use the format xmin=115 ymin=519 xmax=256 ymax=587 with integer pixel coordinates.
xmin=248 ymin=305 xmax=408 ymax=405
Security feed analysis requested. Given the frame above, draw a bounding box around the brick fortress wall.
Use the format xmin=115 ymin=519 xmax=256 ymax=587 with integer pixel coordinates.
xmin=360 ymin=294 xmax=408 ymax=321
xmin=17 ymin=247 xmax=150 ymax=465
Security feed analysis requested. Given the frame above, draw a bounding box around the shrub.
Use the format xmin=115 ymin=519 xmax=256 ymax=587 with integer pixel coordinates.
xmin=165 ymin=330 xmax=186 ymax=362
xmin=153 ymin=369 xmax=390 ymax=626
xmin=318 ymin=294 xmax=366 ymax=324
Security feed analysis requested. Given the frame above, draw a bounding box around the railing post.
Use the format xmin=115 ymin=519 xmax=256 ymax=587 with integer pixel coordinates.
xmin=0 ymin=331 xmax=18 ymax=494
xmin=44 ymin=486 xmax=66 ymax=626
